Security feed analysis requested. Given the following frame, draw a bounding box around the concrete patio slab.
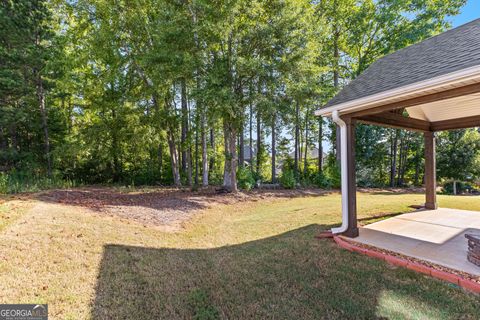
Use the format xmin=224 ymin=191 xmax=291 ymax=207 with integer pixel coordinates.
xmin=353 ymin=208 xmax=480 ymax=277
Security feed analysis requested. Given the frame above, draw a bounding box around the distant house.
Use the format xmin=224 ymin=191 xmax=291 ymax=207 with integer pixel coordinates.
xmin=243 ymin=145 xmax=256 ymax=163
xmin=239 ymin=145 xmax=257 ymax=168
xmin=241 ymin=145 xmax=327 ymax=176
xmin=288 ymin=147 xmax=327 ymax=164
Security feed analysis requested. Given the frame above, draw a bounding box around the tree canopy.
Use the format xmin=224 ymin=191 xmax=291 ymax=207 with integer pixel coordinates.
xmin=0 ymin=0 xmax=476 ymax=194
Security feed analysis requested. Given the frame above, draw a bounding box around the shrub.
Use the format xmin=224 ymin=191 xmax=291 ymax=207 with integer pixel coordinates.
xmin=279 ymin=169 xmax=296 ymax=189
xmin=237 ymin=167 xmax=255 ymax=191
xmin=0 ymin=173 xmax=7 ymax=194
xmin=0 ymin=170 xmax=78 ymax=194
xmin=442 ymin=181 xmax=473 ymax=194
xmin=324 ymin=160 xmax=341 ymax=189
xmin=314 ymin=171 xmax=331 ymax=189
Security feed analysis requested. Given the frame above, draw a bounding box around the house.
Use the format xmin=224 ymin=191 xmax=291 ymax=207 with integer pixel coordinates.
xmin=288 ymin=147 xmax=327 ymax=164
xmin=242 ymin=145 xmax=256 ymax=163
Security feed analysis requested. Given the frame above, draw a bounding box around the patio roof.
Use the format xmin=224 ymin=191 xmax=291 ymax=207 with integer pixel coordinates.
xmin=316 ymin=19 xmax=480 ymax=131
xmin=314 ymin=19 xmax=480 ymax=240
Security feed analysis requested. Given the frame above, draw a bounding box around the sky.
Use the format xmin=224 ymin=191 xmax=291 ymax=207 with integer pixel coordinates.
xmin=451 ymin=0 xmax=480 ymax=27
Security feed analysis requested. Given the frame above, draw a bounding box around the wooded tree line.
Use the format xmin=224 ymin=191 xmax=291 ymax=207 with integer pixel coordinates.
xmin=1 ymin=0 xmax=477 ymax=192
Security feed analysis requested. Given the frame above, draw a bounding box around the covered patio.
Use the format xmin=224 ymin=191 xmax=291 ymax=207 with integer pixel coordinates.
xmin=356 ymin=208 xmax=480 ymax=276
xmin=316 ymin=19 xmax=480 ymax=276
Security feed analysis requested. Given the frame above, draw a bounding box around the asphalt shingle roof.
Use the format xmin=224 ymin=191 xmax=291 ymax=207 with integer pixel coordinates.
xmin=324 ymin=18 xmax=480 ymax=108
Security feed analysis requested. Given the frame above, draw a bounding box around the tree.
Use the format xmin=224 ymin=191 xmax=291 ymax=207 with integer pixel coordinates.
xmin=437 ymin=129 xmax=480 ymax=195
xmin=0 ymin=0 xmax=61 ymax=177
xmin=0 ymin=0 xmax=471 ymax=193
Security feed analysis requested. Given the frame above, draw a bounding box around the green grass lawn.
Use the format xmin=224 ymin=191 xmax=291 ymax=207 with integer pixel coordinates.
xmin=0 ymin=190 xmax=479 ymax=319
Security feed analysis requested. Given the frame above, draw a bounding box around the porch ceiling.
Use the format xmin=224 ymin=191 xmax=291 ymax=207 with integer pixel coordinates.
xmin=406 ymin=93 xmax=480 ymax=122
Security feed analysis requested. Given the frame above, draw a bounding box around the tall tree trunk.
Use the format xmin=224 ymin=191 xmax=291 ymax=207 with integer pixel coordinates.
xmin=256 ymin=108 xmax=262 ymax=177
xmin=209 ymin=128 xmax=215 ymax=176
xmin=0 ymin=125 xmax=7 ymax=169
xmin=271 ymin=114 xmax=276 ymax=183
xmin=333 ymin=34 xmax=339 ymax=88
xmin=399 ymin=133 xmax=410 ymax=185
xmin=167 ymin=129 xmax=181 ymax=187
xmin=223 ymin=32 xmax=237 ymax=191
xmin=304 ymin=108 xmax=309 ymax=175
xmin=223 ymin=121 xmax=238 ymax=192
xmin=194 ymin=120 xmax=199 ymax=186
xmin=318 ymin=116 xmax=323 ymax=173
xmin=239 ymin=125 xmax=244 ymax=168
xmin=201 ymin=105 xmax=208 ymax=187
xmin=396 ymin=133 xmax=404 ymax=186
xmin=137 ymin=71 xmax=174 ymax=185
xmin=7 ymin=121 xmax=17 ymax=169
xmin=192 ymin=7 xmax=202 ymax=187
xmin=294 ymin=101 xmax=300 ymax=178
xmin=0 ymin=126 xmax=6 ymax=153
xmin=333 ymin=6 xmax=341 ymax=165
xmin=164 ymin=95 xmax=181 ymax=186
xmin=152 ymin=91 xmax=167 ymax=184
xmin=390 ymin=130 xmax=399 ymax=187
xmin=36 ymin=74 xmax=52 ymax=177
xmin=34 ymin=28 xmax=51 ymax=177
xmin=9 ymin=122 xmax=18 ymax=154
xmin=194 ymin=67 xmax=208 ymax=187
xmin=414 ymin=140 xmax=421 ymax=186
xmin=61 ymin=94 xmax=66 ymax=128
xmin=187 ymin=148 xmax=193 ymax=186
xmin=158 ymin=143 xmax=163 ymax=180
xmin=249 ymin=103 xmax=253 ymax=171
xmin=187 ymin=96 xmax=193 ymax=186
xmin=181 ymin=78 xmax=188 ymax=179
xmin=299 ymin=114 xmax=304 ymax=175
xmin=67 ymin=98 xmax=73 ymax=133
xmin=111 ymin=135 xmax=120 ymax=182
xmin=396 ymin=132 xmax=409 ymax=186
xmin=111 ymin=107 xmax=121 ymax=182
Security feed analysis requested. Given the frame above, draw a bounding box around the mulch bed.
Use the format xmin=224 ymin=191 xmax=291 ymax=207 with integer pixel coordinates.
xmin=38 ymin=187 xmax=329 ymax=229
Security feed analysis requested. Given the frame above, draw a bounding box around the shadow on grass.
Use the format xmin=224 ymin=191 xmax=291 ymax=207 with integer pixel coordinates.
xmin=90 ymin=224 xmax=480 ymax=319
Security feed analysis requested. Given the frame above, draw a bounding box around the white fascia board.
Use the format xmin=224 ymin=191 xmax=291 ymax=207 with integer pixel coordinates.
xmin=315 ymin=65 xmax=480 ymax=117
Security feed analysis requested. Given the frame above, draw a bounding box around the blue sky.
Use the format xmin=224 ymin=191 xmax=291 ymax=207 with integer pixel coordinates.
xmin=451 ymin=0 xmax=479 ymax=27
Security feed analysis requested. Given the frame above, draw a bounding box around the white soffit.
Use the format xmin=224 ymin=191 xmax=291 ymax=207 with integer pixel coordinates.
xmin=406 ymin=92 xmax=480 ymax=122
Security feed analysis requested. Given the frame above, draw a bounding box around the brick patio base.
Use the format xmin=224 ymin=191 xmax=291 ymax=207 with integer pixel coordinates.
xmin=333 ymin=235 xmax=480 ymax=294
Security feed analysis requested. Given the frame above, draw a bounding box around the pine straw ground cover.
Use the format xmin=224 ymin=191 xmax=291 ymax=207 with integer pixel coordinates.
xmin=0 ymin=188 xmax=479 ymax=319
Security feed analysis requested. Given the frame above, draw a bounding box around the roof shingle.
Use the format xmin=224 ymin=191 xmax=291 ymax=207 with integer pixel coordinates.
xmin=324 ymin=18 xmax=480 ymax=108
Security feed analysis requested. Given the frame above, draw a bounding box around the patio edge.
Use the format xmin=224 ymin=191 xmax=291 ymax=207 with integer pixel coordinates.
xmin=332 ymin=235 xmax=480 ymax=294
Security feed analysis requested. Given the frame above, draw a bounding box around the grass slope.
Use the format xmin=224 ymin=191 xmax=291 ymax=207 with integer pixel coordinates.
xmin=0 ymin=191 xmax=479 ymax=319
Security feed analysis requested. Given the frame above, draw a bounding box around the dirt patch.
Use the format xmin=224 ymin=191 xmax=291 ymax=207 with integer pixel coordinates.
xmin=38 ymin=187 xmax=329 ymax=230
